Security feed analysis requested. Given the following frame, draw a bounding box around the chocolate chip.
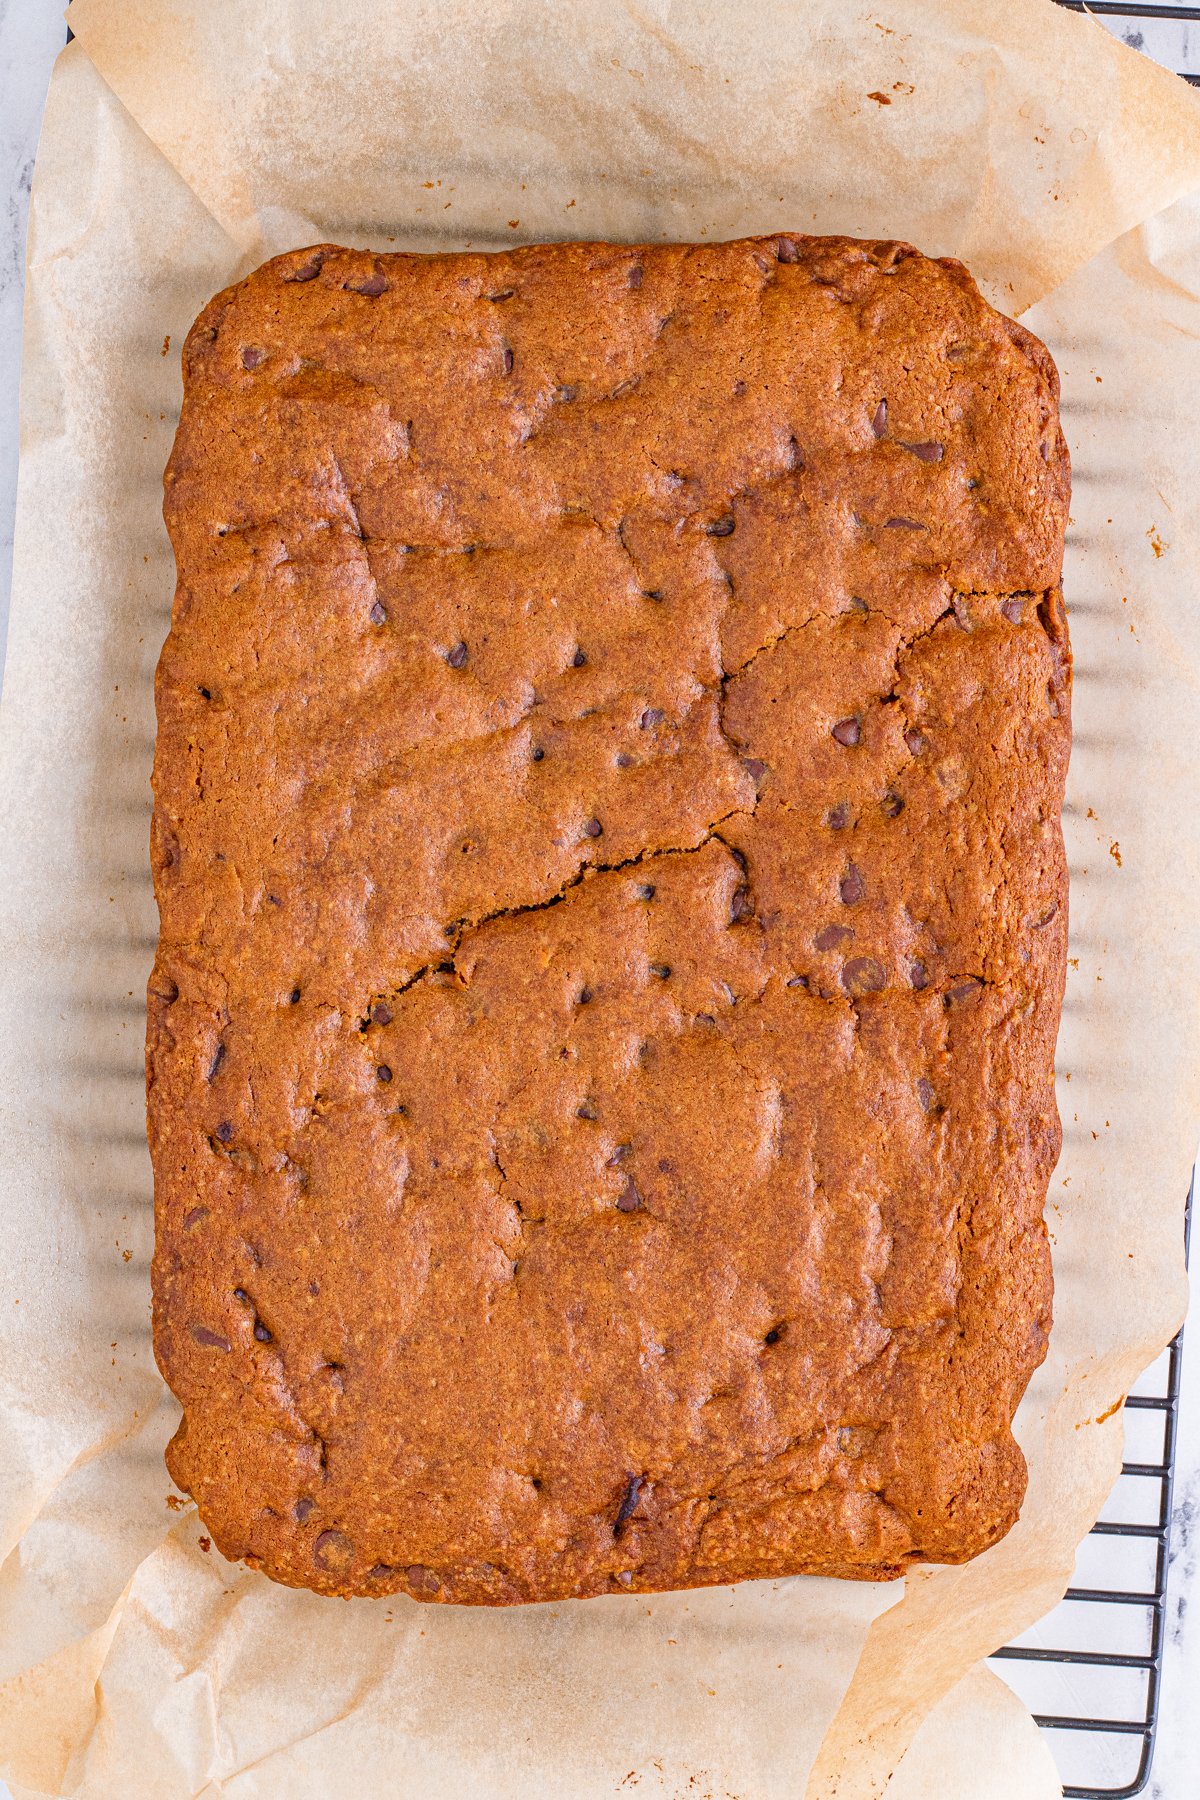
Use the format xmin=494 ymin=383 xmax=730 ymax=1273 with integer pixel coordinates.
xmin=573 ymin=648 xmax=588 ymax=668
xmin=253 ymin=1320 xmax=273 ymax=1342
xmin=609 ymin=1144 xmax=632 ymax=1163
xmin=347 ymin=269 xmax=389 ymax=297
xmin=616 ymin=752 xmax=634 ymax=769
xmin=578 ymin=986 xmax=594 ymax=1005
xmin=637 ymin=883 xmax=655 ymax=901
xmin=372 ymin=1002 xmax=393 ymax=1025
xmin=183 ymin=1206 xmax=209 ymax=1230
xmin=367 ymin=1563 xmax=396 ymax=1580
xmin=776 ymin=237 xmax=800 ymax=263
xmin=294 ymin=1496 xmax=315 ymax=1522
xmin=1040 ymin=439 xmax=1052 ymax=461
xmin=900 ymin=441 xmax=944 ymax=462
xmin=815 ymin=923 xmax=854 ymax=951
xmin=841 ymin=956 xmax=885 ymax=995
xmin=214 ymin=1120 xmax=234 ymax=1144
xmin=786 ymin=974 xmax=809 ymax=990
xmin=207 ymin=1043 xmax=226 ymax=1081
xmin=197 ymin=686 xmax=212 ymax=699
xmin=447 ymin=640 xmax=469 ymax=669
xmin=501 ymin=345 xmax=514 ymax=374
xmin=831 ymin=717 xmax=861 ymax=747
xmin=707 ymin=514 xmax=735 ymax=537
xmin=839 ymin=864 xmax=864 ymax=905
xmin=614 ymin=1472 xmax=646 ymax=1530
xmin=628 ymin=264 xmax=644 ymax=288
xmin=827 ymin=801 xmax=851 ymax=829
xmin=583 ymin=818 xmax=603 ymax=838
xmin=886 ymin=517 xmax=926 ymax=531
xmin=377 ymin=1064 xmax=393 ymax=1082
xmin=910 ymin=960 xmax=930 ymax=990
xmin=285 ymin=252 xmax=325 ymax=283
xmin=313 ymin=1528 xmax=355 ymax=1573
xmin=406 ymin=1564 xmax=440 ymax=1592
xmin=1001 ymin=598 xmax=1025 ymax=624
xmin=369 ymin=600 xmax=387 ymax=625
xmin=730 ymin=887 xmax=752 ymax=923
xmin=240 ymin=346 xmax=264 ymax=369
xmin=289 ymin=987 xmax=302 ymax=1004
xmin=872 ymin=399 xmax=888 ymax=437
xmin=615 ymin=1175 xmax=643 ymax=1213
xmin=764 ymin=1326 xmax=782 ymax=1345
xmin=649 ymin=963 xmax=671 ymax=980
xmin=742 ymin=758 xmax=769 ymax=784
xmin=946 ymin=978 xmax=983 ymax=1004
xmin=577 ymin=1101 xmax=598 ymax=1120
xmin=640 ymin=707 xmax=664 ymax=729
xmin=881 ymin=792 xmax=904 ymax=818
xmin=487 ymin=289 xmax=514 ymax=302
xmin=190 ymin=1324 xmax=231 ymax=1351
xmin=233 ymin=1288 xmax=250 ymax=1305
xmin=555 ymin=384 xmax=577 ymax=402
xmin=1030 ymin=903 xmax=1059 ymax=930
xmin=531 ymin=746 xmax=545 ymax=762
xmin=916 ymin=1078 xmax=939 ymax=1114
xmin=904 ymin=729 xmax=928 ymax=756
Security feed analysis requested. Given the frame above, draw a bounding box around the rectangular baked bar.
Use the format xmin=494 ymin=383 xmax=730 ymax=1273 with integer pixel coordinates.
xmin=149 ymin=235 xmax=1070 ymax=1603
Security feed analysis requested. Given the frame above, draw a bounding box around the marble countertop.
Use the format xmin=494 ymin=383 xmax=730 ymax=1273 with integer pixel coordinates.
xmin=0 ymin=4 xmax=1196 ymax=1796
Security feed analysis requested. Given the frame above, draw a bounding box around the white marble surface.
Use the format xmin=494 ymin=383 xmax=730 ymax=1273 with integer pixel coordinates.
xmin=0 ymin=5 xmax=1196 ymax=1797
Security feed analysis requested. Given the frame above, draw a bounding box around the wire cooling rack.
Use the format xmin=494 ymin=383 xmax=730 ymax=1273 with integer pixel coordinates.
xmin=989 ymin=1182 xmax=1190 ymax=1797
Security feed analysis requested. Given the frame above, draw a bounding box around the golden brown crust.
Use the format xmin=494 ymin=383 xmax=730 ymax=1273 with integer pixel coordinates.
xmin=149 ymin=235 xmax=1070 ymax=1603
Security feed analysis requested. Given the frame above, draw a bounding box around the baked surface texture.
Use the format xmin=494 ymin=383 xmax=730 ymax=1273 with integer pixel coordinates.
xmin=150 ymin=235 xmax=1071 ymax=1604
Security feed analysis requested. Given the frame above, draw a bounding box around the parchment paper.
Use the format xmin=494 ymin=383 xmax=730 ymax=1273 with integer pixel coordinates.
xmin=1 ymin=2 xmax=1198 ymax=1794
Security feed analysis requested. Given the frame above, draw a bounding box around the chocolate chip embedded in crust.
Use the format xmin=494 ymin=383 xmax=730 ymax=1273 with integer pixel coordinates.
xmin=377 ymin=1064 xmax=393 ymax=1082
xmin=916 ymin=1078 xmax=939 ymax=1113
xmin=447 ymin=640 xmax=469 ymax=669
xmin=1001 ymin=598 xmax=1025 ymax=624
xmin=207 ymin=1042 xmax=226 ymax=1081
xmin=369 ymin=600 xmax=387 ymax=625
xmin=371 ymin=1002 xmax=393 ymax=1025
xmin=183 ymin=1206 xmax=209 ymax=1230
xmin=583 ymin=818 xmax=603 ymax=838
xmin=615 ymin=1175 xmax=643 ymax=1213
xmin=577 ymin=1101 xmax=598 ymax=1120
xmin=742 ymin=758 xmax=769 ymax=784
xmin=284 ymin=251 xmax=325 ymax=283
xmin=730 ymin=886 xmax=753 ymax=923
xmin=775 ymin=236 xmax=800 ymax=263
xmin=827 ymin=801 xmax=850 ymax=829
xmin=815 ymin=923 xmax=854 ymax=951
xmin=531 ymin=746 xmax=545 ymax=762
xmin=946 ymin=977 xmax=983 ymax=1003
xmin=640 ymin=707 xmax=664 ymax=729
xmin=831 ymin=717 xmax=861 ymax=747
xmin=190 ymin=1324 xmax=232 ymax=1351
xmin=293 ymin=1496 xmax=315 ymax=1522
xmin=764 ymin=1326 xmax=783 ymax=1344
xmin=253 ymin=1320 xmax=273 ymax=1342
xmin=614 ymin=1472 xmax=646 ymax=1531
xmin=900 ymin=441 xmax=944 ymax=462
xmin=289 ymin=987 xmax=302 ymax=1004
xmin=841 ymin=956 xmax=886 ymax=995
xmin=367 ymin=1562 xmax=395 ymax=1580
xmin=628 ymin=264 xmax=644 ymax=288
xmin=501 ymin=345 xmax=514 ymax=374
xmin=406 ymin=1563 xmax=440 ymax=1592
xmin=636 ymin=883 xmax=655 ymax=901
xmin=214 ymin=1120 xmax=234 ymax=1144
xmin=649 ymin=963 xmax=671 ymax=980
xmin=881 ymin=791 xmax=904 ymax=818
xmin=240 ymin=346 xmax=265 ymax=370
xmin=910 ymin=960 xmax=930 ymax=990
xmin=885 ymin=516 xmax=927 ymax=531
xmin=1030 ymin=903 xmax=1059 ymax=930
xmin=904 ymin=729 xmax=928 ymax=756
xmin=313 ymin=1528 xmax=355 ymax=1573
xmin=347 ymin=269 xmax=389 ymax=297
xmin=706 ymin=514 xmax=735 ymax=537
xmin=839 ymin=864 xmax=865 ymax=905
xmin=871 ymin=399 xmax=888 ymax=437
xmin=573 ymin=647 xmax=588 ymax=668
